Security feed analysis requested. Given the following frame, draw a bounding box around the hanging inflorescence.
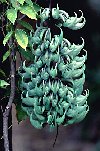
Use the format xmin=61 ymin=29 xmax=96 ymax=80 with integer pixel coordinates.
xmin=18 ymin=5 xmax=89 ymax=129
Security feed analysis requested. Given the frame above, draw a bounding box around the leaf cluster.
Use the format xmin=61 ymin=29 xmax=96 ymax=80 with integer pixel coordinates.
xmin=0 ymin=0 xmax=41 ymax=122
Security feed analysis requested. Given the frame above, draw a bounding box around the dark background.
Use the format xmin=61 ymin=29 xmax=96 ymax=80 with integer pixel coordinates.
xmin=0 ymin=0 xmax=100 ymax=151
xmin=0 ymin=2 xmax=12 ymax=151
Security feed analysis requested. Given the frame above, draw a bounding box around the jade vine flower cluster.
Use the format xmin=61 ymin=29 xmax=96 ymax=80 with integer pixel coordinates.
xmin=18 ymin=5 xmax=89 ymax=129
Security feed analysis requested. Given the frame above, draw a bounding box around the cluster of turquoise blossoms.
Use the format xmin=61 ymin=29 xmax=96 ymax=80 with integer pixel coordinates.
xmin=18 ymin=5 xmax=89 ymax=129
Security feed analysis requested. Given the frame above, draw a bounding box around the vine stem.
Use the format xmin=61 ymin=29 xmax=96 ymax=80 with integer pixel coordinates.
xmin=53 ymin=125 xmax=59 ymax=148
xmin=3 ymin=38 xmax=15 ymax=151
xmin=1 ymin=125 xmax=12 ymax=140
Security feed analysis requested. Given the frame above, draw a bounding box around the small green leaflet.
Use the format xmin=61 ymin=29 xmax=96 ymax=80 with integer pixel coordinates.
xmin=0 ymin=69 xmax=6 ymax=77
xmin=7 ymin=8 xmax=17 ymax=24
xmin=2 ymin=50 xmax=10 ymax=62
xmin=18 ymin=20 xmax=33 ymax=31
xmin=3 ymin=31 xmax=13 ymax=46
xmin=17 ymin=0 xmax=25 ymax=5
xmin=19 ymin=5 xmax=37 ymax=19
xmin=0 ymin=80 xmax=10 ymax=88
xmin=15 ymin=29 xmax=28 ymax=50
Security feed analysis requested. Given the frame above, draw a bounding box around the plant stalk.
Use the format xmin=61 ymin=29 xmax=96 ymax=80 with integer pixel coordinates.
xmin=3 ymin=38 xmax=15 ymax=151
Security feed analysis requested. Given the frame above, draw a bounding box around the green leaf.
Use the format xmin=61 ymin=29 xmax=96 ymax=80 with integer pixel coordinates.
xmin=33 ymin=2 xmax=42 ymax=12
xmin=25 ymin=0 xmax=42 ymax=12
xmin=17 ymin=0 xmax=25 ymax=5
xmin=0 ymin=69 xmax=6 ymax=77
xmin=18 ymin=46 xmax=34 ymax=61
xmin=15 ymin=29 xmax=28 ymax=50
xmin=0 ymin=0 xmax=7 ymax=3
xmin=16 ymin=103 xmax=28 ymax=123
xmin=18 ymin=20 xmax=33 ymax=31
xmin=0 ymin=80 xmax=10 ymax=88
xmin=10 ymin=0 xmax=21 ymax=9
xmin=19 ymin=5 xmax=37 ymax=19
xmin=2 ymin=50 xmax=10 ymax=62
xmin=7 ymin=8 xmax=17 ymax=24
xmin=3 ymin=31 xmax=13 ymax=46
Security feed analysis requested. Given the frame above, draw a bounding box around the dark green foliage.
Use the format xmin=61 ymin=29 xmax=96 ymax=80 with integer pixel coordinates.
xmin=16 ymin=103 xmax=28 ymax=123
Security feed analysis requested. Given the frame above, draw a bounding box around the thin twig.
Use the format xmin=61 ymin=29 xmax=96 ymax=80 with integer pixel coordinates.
xmin=1 ymin=96 xmax=9 ymax=101
xmin=3 ymin=38 xmax=15 ymax=151
xmin=18 ymin=14 xmax=26 ymax=21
